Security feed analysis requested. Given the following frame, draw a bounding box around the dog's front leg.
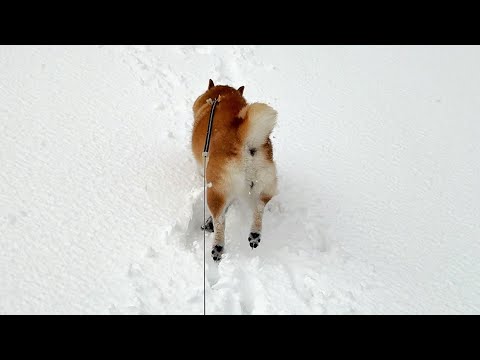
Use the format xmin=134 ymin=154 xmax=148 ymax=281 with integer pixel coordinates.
xmin=201 ymin=216 xmax=214 ymax=233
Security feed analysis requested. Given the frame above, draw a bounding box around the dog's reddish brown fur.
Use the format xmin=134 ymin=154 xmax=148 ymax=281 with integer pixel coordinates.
xmin=192 ymin=84 xmax=248 ymax=217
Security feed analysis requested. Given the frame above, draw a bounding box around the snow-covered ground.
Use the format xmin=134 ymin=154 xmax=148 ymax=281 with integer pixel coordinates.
xmin=1 ymin=45 xmax=479 ymax=314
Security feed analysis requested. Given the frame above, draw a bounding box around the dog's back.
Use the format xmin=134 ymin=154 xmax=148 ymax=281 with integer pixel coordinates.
xmin=192 ymin=84 xmax=247 ymax=168
xmin=192 ymin=80 xmax=278 ymax=260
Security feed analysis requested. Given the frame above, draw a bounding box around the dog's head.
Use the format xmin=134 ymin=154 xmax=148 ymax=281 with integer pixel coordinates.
xmin=193 ymin=79 xmax=245 ymax=113
xmin=207 ymin=79 xmax=244 ymax=96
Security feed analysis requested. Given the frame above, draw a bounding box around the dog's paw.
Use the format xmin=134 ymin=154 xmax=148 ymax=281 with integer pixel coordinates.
xmin=211 ymin=245 xmax=223 ymax=261
xmin=248 ymin=232 xmax=261 ymax=249
xmin=201 ymin=216 xmax=214 ymax=233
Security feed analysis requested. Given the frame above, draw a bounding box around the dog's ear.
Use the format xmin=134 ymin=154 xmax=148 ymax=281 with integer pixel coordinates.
xmin=208 ymin=79 xmax=215 ymax=89
xmin=238 ymin=86 xmax=245 ymax=95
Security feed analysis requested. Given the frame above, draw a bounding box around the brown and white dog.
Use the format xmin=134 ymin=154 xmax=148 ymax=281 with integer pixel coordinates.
xmin=192 ymin=79 xmax=278 ymax=261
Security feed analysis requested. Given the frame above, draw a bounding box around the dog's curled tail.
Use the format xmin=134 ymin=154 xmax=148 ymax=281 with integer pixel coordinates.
xmin=238 ymin=102 xmax=277 ymax=148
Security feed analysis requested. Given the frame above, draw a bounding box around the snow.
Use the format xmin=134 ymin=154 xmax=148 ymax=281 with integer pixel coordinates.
xmin=1 ymin=45 xmax=479 ymax=314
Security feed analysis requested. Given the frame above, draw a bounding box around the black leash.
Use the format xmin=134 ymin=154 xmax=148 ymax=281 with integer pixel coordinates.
xmin=202 ymin=97 xmax=219 ymax=316
xmin=203 ymin=97 xmax=219 ymax=155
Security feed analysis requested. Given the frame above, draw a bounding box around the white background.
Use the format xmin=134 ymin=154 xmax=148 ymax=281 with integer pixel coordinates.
xmin=1 ymin=45 xmax=479 ymax=314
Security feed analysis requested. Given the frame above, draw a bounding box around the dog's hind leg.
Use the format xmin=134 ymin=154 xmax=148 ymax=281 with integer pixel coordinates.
xmin=248 ymin=194 xmax=272 ymax=249
xmin=207 ymin=188 xmax=228 ymax=261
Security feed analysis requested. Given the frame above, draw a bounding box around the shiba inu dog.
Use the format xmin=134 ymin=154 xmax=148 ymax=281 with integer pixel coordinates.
xmin=192 ymin=79 xmax=278 ymax=261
